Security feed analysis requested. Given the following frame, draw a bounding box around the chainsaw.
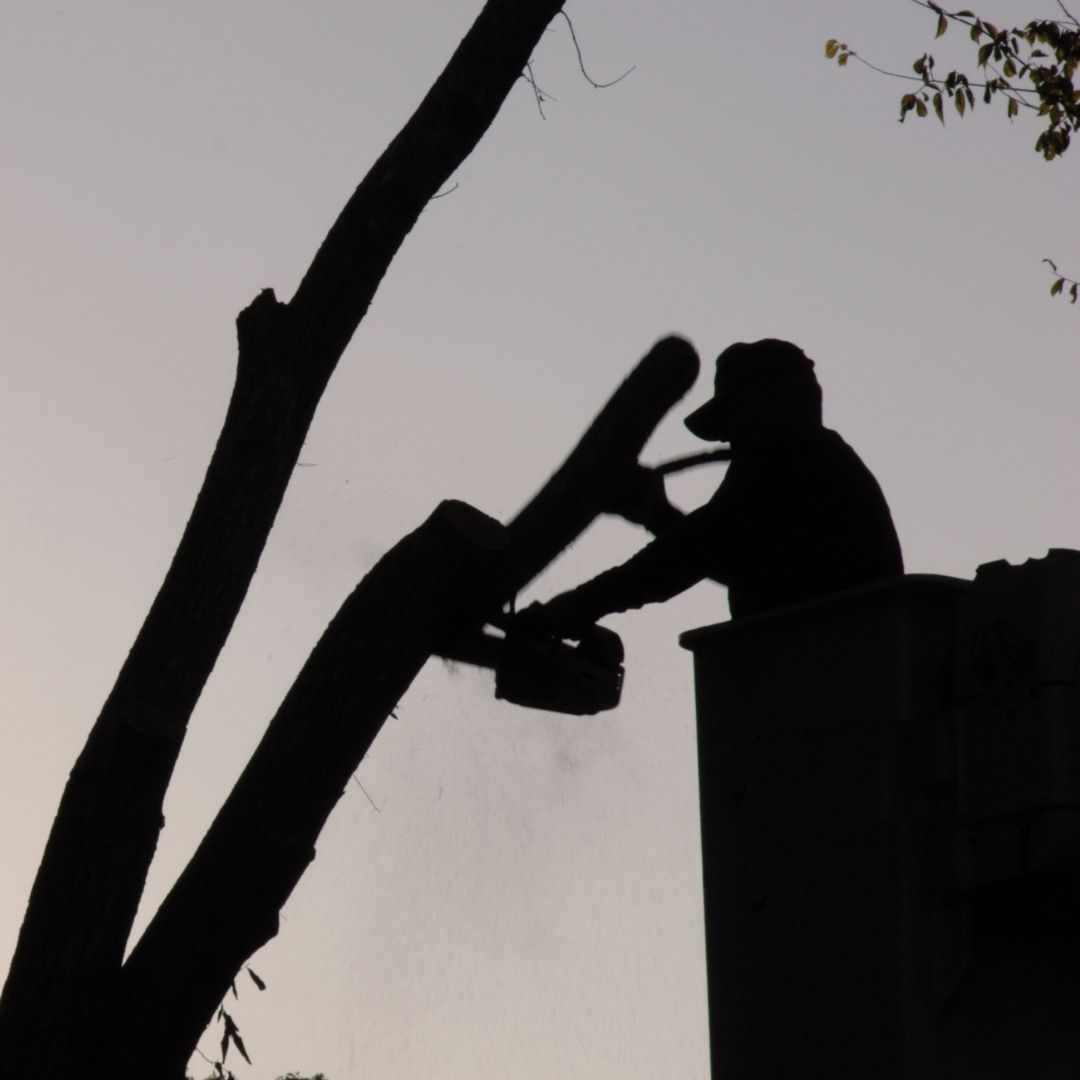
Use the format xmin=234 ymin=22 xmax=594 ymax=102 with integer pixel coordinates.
xmin=440 ymin=616 xmax=625 ymax=716
xmin=437 ymin=444 xmax=730 ymax=716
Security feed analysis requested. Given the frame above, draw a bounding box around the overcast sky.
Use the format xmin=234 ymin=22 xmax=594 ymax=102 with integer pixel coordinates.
xmin=2 ymin=2 xmax=1077 ymax=1077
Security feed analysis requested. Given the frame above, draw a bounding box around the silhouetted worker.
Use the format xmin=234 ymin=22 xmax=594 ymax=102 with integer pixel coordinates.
xmin=528 ymin=339 xmax=903 ymax=632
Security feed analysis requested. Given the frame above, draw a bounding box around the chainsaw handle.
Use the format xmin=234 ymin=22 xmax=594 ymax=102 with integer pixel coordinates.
xmin=652 ymin=446 xmax=732 ymax=476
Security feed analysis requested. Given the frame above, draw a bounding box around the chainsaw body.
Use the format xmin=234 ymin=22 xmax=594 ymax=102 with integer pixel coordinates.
xmin=494 ymin=623 xmax=624 ymax=715
xmin=441 ymin=621 xmax=624 ymax=715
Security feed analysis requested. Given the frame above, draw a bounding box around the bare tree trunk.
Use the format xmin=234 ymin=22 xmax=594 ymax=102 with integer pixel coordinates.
xmin=0 ymin=3 xmax=562 ymax=1077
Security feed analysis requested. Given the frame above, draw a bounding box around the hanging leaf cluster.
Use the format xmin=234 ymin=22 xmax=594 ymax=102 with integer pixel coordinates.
xmin=184 ymin=965 xmax=269 ymax=1080
xmin=826 ymin=1 xmax=1080 ymax=160
xmin=826 ymin=0 xmax=1080 ymax=303
xmin=1044 ymin=259 xmax=1080 ymax=303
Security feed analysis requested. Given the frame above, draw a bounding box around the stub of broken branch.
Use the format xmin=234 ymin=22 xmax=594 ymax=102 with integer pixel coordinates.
xmin=235 ymin=287 xmax=287 ymax=359
xmin=497 ymin=335 xmax=700 ymax=595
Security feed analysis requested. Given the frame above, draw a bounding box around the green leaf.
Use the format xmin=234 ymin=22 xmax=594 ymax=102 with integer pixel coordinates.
xmin=978 ymin=43 xmax=993 ymax=66
xmin=956 ymin=90 xmax=967 ymax=117
xmin=1071 ymin=283 xmax=1079 ymax=304
xmin=1051 ymin=277 xmax=1065 ymax=296
xmin=838 ymin=51 xmax=849 ymax=66
xmin=247 ymin=966 xmax=267 ymax=991
xmin=934 ymin=91 xmax=945 ymax=123
xmin=936 ymin=13 xmax=948 ymax=38
xmin=1008 ymin=96 xmax=1019 ymax=118
xmin=915 ymin=97 xmax=929 ymax=117
xmin=825 ymin=39 xmax=839 ymax=59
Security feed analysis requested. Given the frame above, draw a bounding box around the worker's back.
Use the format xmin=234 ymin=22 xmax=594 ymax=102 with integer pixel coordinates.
xmin=705 ymin=427 xmax=903 ymax=617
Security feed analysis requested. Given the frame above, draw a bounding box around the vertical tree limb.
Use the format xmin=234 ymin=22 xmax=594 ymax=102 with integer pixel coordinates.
xmin=0 ymin=3 xmax=564 ymax=1077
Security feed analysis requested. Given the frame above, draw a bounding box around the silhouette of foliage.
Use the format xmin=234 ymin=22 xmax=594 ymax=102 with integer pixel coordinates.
xmin=826 ymin=0 xmax=1080 ymax=301
xmin=1043 ymin=258 xmax=1080 ymax=304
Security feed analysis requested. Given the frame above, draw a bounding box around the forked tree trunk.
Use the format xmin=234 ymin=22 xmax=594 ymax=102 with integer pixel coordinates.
xmin=111 ymin=335 xmax=699 ymax=1077
xmin=0 ymin=3 xmax=563 ymax=1077
xmin=114 ymin=500 xmax=507 ymax=1077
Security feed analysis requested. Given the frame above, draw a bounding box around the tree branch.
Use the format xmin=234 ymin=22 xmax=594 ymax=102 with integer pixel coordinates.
xmin=1057 ymin=0 xmax=1080 ymax=27
xmin=111 ymin=501 xmax=506 ymax=1078
xmin=0 ymin=3 xmax=565 ymax=1077
xmin=108 ymin=335 xmax=698 ymax=1076
xmin=494 ymin=336 xmax=699 ymax=601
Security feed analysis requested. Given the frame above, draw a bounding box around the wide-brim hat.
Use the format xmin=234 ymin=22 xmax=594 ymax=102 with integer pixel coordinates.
xmin=685 ymin=339 xmax=817 ymax=440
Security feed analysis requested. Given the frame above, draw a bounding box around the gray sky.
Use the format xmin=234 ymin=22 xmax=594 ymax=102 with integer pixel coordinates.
xmin=2 ymin=2 xmax=1077 ymax=1077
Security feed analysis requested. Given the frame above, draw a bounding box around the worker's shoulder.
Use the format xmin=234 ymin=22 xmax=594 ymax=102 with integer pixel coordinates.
xmin=735 ymin=427 xmax=855 ymax=466
xmin=726 ymin=428 xmax=879 ymax=492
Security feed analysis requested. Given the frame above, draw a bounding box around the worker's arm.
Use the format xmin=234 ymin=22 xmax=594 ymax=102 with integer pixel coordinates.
xmin=599 ymin=463 xmax=686 ymax=536
xmin=525 ymin=501 xmax=722 ymax=636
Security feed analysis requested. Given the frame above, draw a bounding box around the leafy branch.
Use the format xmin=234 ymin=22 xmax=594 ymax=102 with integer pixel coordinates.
xmin=826 ymin=0 xmax=1080 ymax=302
xmin=187 ymin=966 xmax=267 ymax=1080
xmin=826 ymin=0 xmax=1080 ymax=159
xmin=1045 ymin=258 xmax=1080 ymax=302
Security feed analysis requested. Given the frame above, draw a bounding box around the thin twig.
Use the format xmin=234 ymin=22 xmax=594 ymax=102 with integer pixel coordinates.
xmin=432 ymin=182 xmax=460 ymax=199
xmin=847 ymin=50 xmax=927 ymax=82
xmin=351 ymin=773 xmax=382 ymax=812
xmin=847 ymin=49 xmax=1039 ymax=107
xmin=558 ymin=10 xmax=635 ymax=89
xmin=521 ymin=62 xmax=551 ymax=118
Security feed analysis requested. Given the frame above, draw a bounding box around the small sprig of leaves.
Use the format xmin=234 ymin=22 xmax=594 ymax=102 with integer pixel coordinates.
xmin=189 ymin=965 xmax=268 ymax=1080
xmin=218 ymin=1008 xmax=251 ymax=1069
xmin=824 ymin=38 xmax=853 ymax=68
xmin=1045 ymin=258 xmax=1080 ymax=302
xmin=826 ymin=0 xmax=1080 ymax=160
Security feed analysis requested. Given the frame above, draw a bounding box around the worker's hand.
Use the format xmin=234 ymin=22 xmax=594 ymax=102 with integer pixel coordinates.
xmin=601 ymin=463 xmax=671 ymax=529
xmin=515 ymin=595 xmax=595 ymax=641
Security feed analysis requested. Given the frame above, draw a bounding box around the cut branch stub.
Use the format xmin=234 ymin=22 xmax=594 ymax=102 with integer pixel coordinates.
xmin=495 ymin=335 xmax=701 ymax=598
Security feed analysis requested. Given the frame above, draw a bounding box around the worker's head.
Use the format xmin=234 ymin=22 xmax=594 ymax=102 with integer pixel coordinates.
xmin=684 ymin=339 xmax=822 ymax=442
